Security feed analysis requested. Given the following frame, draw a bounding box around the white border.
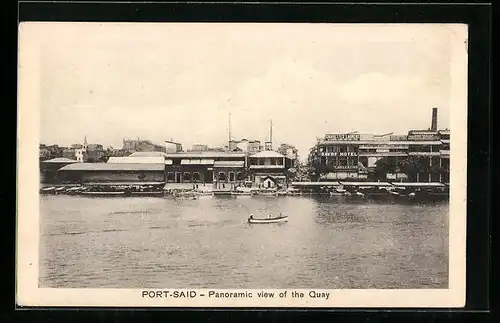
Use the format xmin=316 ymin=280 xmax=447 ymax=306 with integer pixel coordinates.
xmin=16 ymin=22 xmax=468 ymax=308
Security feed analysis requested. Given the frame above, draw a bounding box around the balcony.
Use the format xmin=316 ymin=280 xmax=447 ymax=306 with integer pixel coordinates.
xmin=249 ymin=165 xmax=285 ymax=169
xmin=408 ymin=152 xmax=441 ymax=156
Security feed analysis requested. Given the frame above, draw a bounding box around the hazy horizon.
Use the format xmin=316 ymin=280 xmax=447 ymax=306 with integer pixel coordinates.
xmin=27 ymin=23 xmax=462 ymax=160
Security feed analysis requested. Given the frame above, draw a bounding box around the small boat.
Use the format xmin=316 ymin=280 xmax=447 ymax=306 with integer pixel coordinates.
xmin=54 ymin=186 xmax=67 ymax=194
xmin=130 ymin=191 xmax=164 ymax=197
xmin=40 ymin=186 xmax=56 ymax=194
xmin=248 ymin=214 xmax=288 ymax=224
xmin=256 ymin=191 xmax=278 ymax=197
xmin=231 ymin=191 xmax=252 ymax=197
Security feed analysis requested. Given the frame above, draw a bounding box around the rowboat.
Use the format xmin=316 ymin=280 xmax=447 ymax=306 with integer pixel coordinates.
xmin=248 ymin=214 xmax=288 ymax=224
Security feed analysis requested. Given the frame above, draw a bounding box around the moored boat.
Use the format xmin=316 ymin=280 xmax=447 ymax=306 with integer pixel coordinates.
xmin=81 ymin=191 xmax=126 ymax=197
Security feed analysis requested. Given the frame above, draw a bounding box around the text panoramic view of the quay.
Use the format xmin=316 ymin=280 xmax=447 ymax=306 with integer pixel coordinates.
xmin=39 ymin=107 xmax=450 ymax=289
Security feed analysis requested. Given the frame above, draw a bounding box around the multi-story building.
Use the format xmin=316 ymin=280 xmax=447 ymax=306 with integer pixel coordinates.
xmin=310 ymin=108 xmax=450 ymax=183
xmin=164 ymin=151 xmax=247 ymax=187
xmin=277 ymin=143 xmax=299 ymax=168
xmin=248 ymin=151 xmax=293 ymax=188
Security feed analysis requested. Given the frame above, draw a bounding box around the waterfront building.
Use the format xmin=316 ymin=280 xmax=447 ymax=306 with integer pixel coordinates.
xmin=40 ymin=157 xmax=79 ymax=184
xmin=277 ymin=143 xmax=299 ymax=168
xmin=248 ymin=150 xmax=293 ymax=188
xmin=57 ymin=162 xmax=166 ymax=184
xmin=164 ymin=151 xmax=246 ymax=187
xmin=311 ymin=108 xmax=450 ymax=183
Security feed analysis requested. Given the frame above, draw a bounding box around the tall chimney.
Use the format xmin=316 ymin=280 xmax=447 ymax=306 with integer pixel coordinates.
xmin=431 ymin=107 xmax=438 ymax=131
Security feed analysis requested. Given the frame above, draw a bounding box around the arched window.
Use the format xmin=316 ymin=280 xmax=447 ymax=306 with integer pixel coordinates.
xmin=183 ymin=172 xmax=191 ymax=182
xmin=193 ymin=172 xmax=200 ymax=182
xmin=218 ymin=172 xmax=226 ymax=181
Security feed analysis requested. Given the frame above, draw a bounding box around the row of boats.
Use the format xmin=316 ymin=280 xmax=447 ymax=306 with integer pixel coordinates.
xmin=40 ymin=185 xmax=449 ymax=202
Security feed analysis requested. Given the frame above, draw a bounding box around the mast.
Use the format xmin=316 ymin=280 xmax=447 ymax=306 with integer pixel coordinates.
xmin=270 ymin=119 xmax=273 ymax=149
xmin=228 ymin=113 xmax=232 ymax=149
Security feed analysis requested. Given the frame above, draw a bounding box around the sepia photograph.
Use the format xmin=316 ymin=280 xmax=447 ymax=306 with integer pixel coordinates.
xmin=17 ymin=22 xmax=468 ymax=307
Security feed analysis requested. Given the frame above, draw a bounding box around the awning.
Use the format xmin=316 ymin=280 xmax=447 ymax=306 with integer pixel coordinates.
xmin=392 ymin=182 xmax=446 ymax=187
xmin=84 ymin=182 xmax=165 ymax=186
xmin=213 ymin=161 xmax=245 ymax=168
xmin=181 ymin=159 xmax=215 ymax=165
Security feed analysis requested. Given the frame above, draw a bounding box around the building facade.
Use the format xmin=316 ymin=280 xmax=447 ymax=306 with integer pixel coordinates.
xmin=248 ymin=151 xmax=292 ymax=188
xmin=164 ymin=152 xmax=247 ymax=187
xmin=312 ymin=130 xmax=450 ymax=183
xmin=58 ymin=163 xmax=166 ymax=184
xmin=165 ymin=140 xmax=183 ymax=153
xmin=123 ymin=138 xmax=165 ymax=153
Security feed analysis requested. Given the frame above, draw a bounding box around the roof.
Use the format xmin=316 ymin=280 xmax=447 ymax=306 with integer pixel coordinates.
xmin=165 ymin=140 xmax=182 ymax=145
xmin=319 ymin=140 xmax=442 ymax=145
xmin=392 ymin=182 xmax=446 ymax=187
xmin=180 ymin=159 xmax=215 ymax=165
xmin=107 ymin=156 xmax=165 ymax=164
xmin=339 ymin=182 xmax=391 ymax=186
xmin=43 ymin=157 xmax=79 ymax=163
xmin=85 ymin=182 xmax=165 ymax=186
xmin=213 ymin=161 xmax=245 ymax=168
xmin=249 ymin=165 xmax=284 ymax=169
xmin=291 ymin=181 xmax=341 ymax=186
xmin=165 ymin=152 xmax=246 ymax=158
xmin=128 ymin=152 xmax=167 ymax=158
xmin=250 ymin=151 xmax=285 ymax=158
xmin=58 ymin=163 xmax=165 ymax=172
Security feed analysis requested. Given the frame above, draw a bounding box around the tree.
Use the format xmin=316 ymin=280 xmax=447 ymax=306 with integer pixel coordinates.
xmin=371 ymin=157 xmax=398 ymax=181
xmin=306 ymin=143 xmax=329 ymax=181
xmin=398 ymin=156 xmax=429 ymax=182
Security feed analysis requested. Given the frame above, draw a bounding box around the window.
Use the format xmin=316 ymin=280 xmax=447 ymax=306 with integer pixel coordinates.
xmin=277 ymin=158 xmax=283 ymax=165
xmin=218 ymin=172 xmax=226 ymax=181
xmin=236 ymin=172 xmax=244 ymax=181
xmin=167 ymin=172 xmax=175 ymax=182
xmin=183 ymin=172 xmax=192 ymax=182
xmin=229 ymin=172 xmax=235 ymax=181
xmin=193 ymin=172 xmax=200 ymax=181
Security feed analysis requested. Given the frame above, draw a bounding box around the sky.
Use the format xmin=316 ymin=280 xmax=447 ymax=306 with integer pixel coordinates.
xmin=25 ymin=23 xmax=465 ymax=161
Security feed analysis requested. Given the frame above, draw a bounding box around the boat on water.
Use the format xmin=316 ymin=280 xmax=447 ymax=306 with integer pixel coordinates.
xmin=248 ymin=214 xmax=288 ymax=224
xmin=231 ymin=191 xmax=252 ymax=197
xmin=40 ymin=186 xmax=56 ymax=194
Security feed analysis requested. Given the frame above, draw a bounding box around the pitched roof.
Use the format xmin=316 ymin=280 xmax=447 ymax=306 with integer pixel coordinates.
xmin=107 ymin=156 xmax=165 ymax=164
xmin=43 ymin=157 xmax=79 ymax=163
xmin=250 ymin=151 xmax=285 ymax=158
xmin=58 ymin=163 xmax=164 ymax=172
xmin=128 ymin=152 xmax=167 ymax=158
xmin=165 ymin=152 xmax=246 ymax=158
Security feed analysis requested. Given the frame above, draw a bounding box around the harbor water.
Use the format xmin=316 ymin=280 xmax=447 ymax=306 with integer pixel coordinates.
xmin=40 ymin=195 xmax=449 ymax=289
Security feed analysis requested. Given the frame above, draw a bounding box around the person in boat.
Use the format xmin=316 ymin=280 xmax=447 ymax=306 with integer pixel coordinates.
xmin=249 ymin=214 xmax=254 ymax=220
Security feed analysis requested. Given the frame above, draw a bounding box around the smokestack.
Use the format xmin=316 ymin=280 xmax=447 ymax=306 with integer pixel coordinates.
xmin=431 ymin=107 xmax=438 ymax=131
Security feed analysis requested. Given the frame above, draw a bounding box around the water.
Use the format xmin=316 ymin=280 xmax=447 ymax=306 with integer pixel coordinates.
xmin=39 ymin=195 xmax=449 ymax=289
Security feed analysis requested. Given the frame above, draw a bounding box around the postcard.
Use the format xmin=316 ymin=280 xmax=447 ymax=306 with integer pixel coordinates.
xmin=17 ymin=22 xmax=467 ymax=307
